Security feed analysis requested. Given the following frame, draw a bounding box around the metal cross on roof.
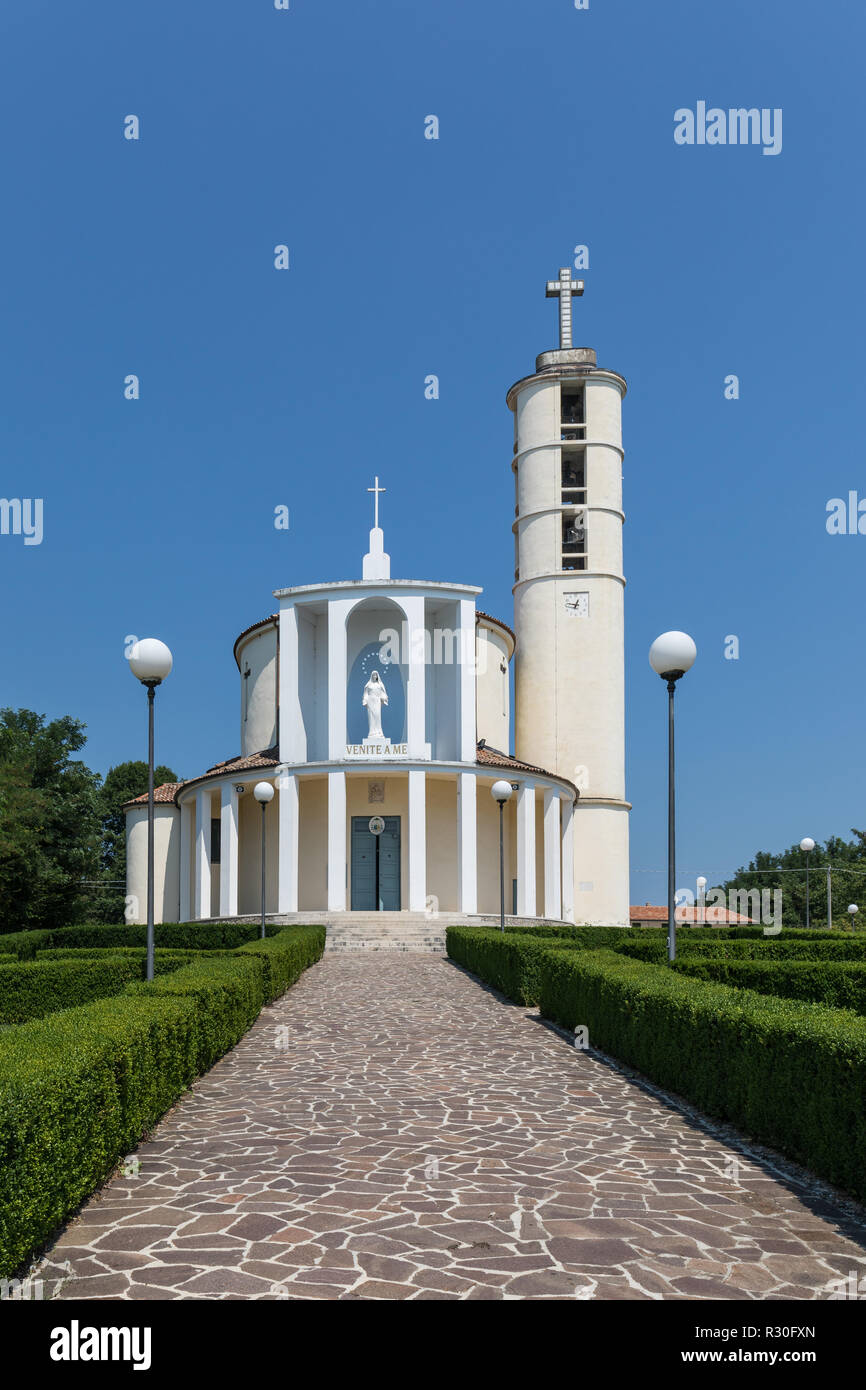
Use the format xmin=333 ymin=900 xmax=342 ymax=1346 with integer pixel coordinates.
xmin=545 ymin=266 xmax=585 ymax=349
xmin=367 ymin=475 xmax=386 ymax=529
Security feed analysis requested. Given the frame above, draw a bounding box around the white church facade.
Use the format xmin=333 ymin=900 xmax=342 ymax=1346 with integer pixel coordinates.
xmin=125 ymin=270 xmax=631 ymax=927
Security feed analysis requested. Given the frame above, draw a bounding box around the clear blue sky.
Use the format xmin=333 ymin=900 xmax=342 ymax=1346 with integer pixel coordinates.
xmin=1 ymin=0 xmax=863 ymax=906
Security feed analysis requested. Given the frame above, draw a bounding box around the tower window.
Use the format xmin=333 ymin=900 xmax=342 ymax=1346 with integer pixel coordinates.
xmin=561 ymin=455 xmax=586 ymax=501
xmin=243 ymin=665 xmax=251 ymax=723
xmin=210 ymin=818 xmax=221 ymax=864
xmin=561 ymin=389 xmax=584 ymax=425
xmin=562 ymin=511 xmax=587 ymax=571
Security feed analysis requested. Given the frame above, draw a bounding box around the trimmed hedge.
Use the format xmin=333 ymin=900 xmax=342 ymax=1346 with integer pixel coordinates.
xmin=616 ymin=937 xmax=866 ymax=964
xmin=0 ymin=959 xmax=144 ymax=1024
xmin=535 ymin=947 xmax=866 ymax=1200
xmin=0 ymin=926 xmax=325 ymax=1276
xmin=674 ymin=957 xmax=866 ymax=1014
xmin=236 ymin=925 xmax=326 ymax=1002
xmin=0 ymin=921 xmax=283 ymax=960
xmin=447 ymin=927 xmax=560 ymax=1005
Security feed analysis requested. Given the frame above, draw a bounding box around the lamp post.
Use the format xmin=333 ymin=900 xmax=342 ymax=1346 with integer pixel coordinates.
xmin=848 ymin=903 xmax=859 ymax=932
xmin=696 ymin=875 xmax=707 ymax=928
xmin=827 ymin=864 xmax=833 ymax=931
xmin=253 ymin=782 xmax=275 ymax=938
xmin=491 ymin=781 xmax=513 ymax=932
xmin=799 ymin=837 xmax=815 ymax=929
xmin=127 ymin=638 xmax=173 ymax=981
xmin=649 ymin=631 xmax=697 ymax=963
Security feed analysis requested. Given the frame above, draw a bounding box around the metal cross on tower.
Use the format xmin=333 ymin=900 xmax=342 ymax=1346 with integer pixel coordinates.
xmin=545 ymin=266 xmax=585 ymax=349
xmin=367 ymin=475 xmax=386 ymax=529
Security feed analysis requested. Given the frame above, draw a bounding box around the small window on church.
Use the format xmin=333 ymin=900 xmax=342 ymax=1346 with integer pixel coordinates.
xmin=211 ymin=818 xmax=221 ymax=864
xmin=243 ymin=665 xmax=251 ymax=723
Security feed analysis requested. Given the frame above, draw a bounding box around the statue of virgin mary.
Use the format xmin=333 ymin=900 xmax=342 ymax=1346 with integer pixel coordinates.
xmin=362 ymin=669 xmax=388 ymax=740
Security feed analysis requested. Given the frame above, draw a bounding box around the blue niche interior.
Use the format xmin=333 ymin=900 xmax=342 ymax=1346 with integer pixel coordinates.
xmin=347 ymin=642 xmax=406 ymax=745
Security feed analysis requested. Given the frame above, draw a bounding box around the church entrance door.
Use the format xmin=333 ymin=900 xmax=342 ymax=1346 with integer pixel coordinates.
xmin=350 ymin=816 xmax=401 ymax=910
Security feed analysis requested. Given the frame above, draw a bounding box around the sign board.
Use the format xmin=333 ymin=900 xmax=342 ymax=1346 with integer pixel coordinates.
xmin=368 ymin=816 xmax=385 ymax=836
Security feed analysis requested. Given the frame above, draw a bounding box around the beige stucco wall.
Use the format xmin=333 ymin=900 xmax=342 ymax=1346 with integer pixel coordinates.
xmin=237 ymin=784 xmax=280 ymax=915
xmin=476 ymin=779 xmax=516 ymax=916
xmin=126 ymin=804 xmax=181 ymax=924
xmin=425 ymin=776 xmax=457 ymax=913
xmin=298 ymin=777 xmax=328 ymax=911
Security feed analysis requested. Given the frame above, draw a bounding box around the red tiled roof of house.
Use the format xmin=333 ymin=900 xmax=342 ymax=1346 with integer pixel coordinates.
xmin=629 ymin=904 xmax=757 ymax=925
xmin=123 ymin=749 xmax=280 ymax=809
xmin=124 ymin=782 xmax=184 ymax=807
xmin=476 ymin=744 xmax=576 ymax=794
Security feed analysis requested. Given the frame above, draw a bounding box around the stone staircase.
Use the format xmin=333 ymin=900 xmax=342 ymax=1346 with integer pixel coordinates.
xmin=324 ymin=912 xmax=447 ymax=954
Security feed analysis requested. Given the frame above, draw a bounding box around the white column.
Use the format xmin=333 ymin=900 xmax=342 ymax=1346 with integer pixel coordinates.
xmin=408 ymin=769 xmax=427 ymax=912
xmin=458 ymin=598 xmax=477 ymax=762
xmin=561 ymin=796 xmax=575 ymax=923
xmin=543 ymin=788 xmax=562 ymax=921
xmin=277 ymin=771 xmax=299 ymax=914
xmin=327 ymin=770 xmax=347 ymax=911
xmin=516 ymin=781 xmax=536 ymax=917
xmin=457 ymin=771 xmax=477 ymax=914
xmin=220 ymin=784 xmax=239 ymax=918
xmin=194 ymin=788 xmax=211 ymax=920
xmin=328 ymin=600 xmax=352 ymax=759
xmin=403 ymin=595 xmax=427 ymax=757
xmin=279 ymin=603 xmax=305 ymax=763
xmin=179 ymin=800 xmax=192 ymax=922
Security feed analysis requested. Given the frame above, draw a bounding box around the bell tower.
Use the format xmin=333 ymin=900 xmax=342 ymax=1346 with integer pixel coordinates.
xmin=507 ymin=269 xmax=630 ymax=927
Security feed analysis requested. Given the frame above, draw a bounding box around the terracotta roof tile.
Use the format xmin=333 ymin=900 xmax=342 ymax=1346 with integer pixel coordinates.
xmin=629 ymin=904 xmax=757 ymax=925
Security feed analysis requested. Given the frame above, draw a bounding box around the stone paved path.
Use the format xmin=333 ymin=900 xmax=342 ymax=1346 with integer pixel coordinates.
xmin=40 ymin=955 xmax=866 ymax=1300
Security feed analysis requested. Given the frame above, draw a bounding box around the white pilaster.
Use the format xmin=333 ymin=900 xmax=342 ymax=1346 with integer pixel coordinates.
xmin=408 ymin=769 xmax=427 ymax=912
xmin=561 ymin=796 xmax=575 ymax=923
xmin=327 ymin=770 xmax=347 ymax=911
xmin=543 ymin=788 xmax=562 ymax=921
xmin=277 ymin=771 xmax=299 ymax=914
xmin=328 ymin=599 xmax=353 ymax=758
xmin=458 ymin=598 xmax=477 ymax=762
xmin=179 ymin=800 xmax=192 ymax=922
xmin=279 ymin=603 xmax=305 ymax=763
xmin=516 ymin=781 xmax=536 ymax=917
xmin=457 ymin=771 xmax=477 ymax=915
xmin=220 ymin=784 xmax=239 ymax=918
xmin=194 ymin=788 xmax=211 ymax=921
xmin=402 ymin=595 xmax=427 ymax=757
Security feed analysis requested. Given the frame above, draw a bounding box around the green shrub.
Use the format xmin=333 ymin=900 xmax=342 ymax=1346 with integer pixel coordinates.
xmin=674 ymin=957 xmax=866 ymax=1014
xmin=0 ymin=992 xmax=199 ymax=1275
xmin=0 ymin=926 xmax=325 ymax=1277
xmin=616 ymin=937 xmax=866 ymax=965
xmin=536 ymin=947 xmax=866 ymax=1201
xmin=236 ymin=925 xmax=326 ymax=1002
xmin=0 ymin=921 xmax=283 ymax=959
xmin=447 ymin=927 xmax=560 ymax=1004
xmin=0 ymin=959 xmax=144 ymax=1024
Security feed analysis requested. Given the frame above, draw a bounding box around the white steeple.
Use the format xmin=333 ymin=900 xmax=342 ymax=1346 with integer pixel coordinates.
xmin=362 ymin=475 xmax=390 ymax=580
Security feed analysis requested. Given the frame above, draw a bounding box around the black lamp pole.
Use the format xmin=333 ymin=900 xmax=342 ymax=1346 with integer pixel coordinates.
xmin=145 ymin=681 xmax=157 ymax=981
xmin=499 ymin=799 xmax=505 ymax=932
xmin=666 ymin=678 xmax=677 ymax=963
xmin=260 ymin=799 xmax=267 ymax=939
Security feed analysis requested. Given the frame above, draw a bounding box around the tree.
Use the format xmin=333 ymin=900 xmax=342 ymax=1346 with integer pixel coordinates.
xmin=0 ymin=709 xmax=101 ymax=933
xmin=93 ymin=760 xmax=178 ymax=923
xmin=719 ymin=832 xmax=866 ymax=930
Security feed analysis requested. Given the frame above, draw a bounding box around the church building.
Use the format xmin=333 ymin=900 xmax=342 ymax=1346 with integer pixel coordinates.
xmin=125 ymin=270 xmax=631 ymax=927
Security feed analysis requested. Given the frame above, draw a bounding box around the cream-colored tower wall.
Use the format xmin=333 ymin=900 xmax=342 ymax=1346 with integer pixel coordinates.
xmin=237 ymin=625 xmax=278 ymax=756
xmin=475 ymin=623 xmax=511 ymax=750
xmin=511 ymin=364 xmax=630 ymax=927
xmin=125 ymin=804 xmax=181 ymax=924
